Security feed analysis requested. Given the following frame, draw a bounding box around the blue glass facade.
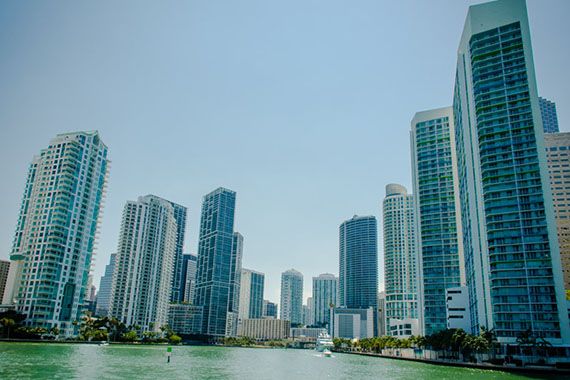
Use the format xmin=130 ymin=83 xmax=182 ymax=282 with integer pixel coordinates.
xmin=339 ymin=216 xmax=378 ymax=333
xmin=168 ymin=201 xmax=187 ymax=303
xmin=539 ymin=97 xmax=559 ymax=134
xmin=248 ymin=271 xmax=265 ymax=319
xmin=194 ymin=188 xmax=237 ymax=336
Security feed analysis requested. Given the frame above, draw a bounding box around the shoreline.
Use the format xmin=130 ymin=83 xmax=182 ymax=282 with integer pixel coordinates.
xmin=339 ymin=350 xmax=570 ymax=376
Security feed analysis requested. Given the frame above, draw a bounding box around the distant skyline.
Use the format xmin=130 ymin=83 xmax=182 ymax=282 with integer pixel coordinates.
xmin=0 ymin=0 xmax=569 ymax=304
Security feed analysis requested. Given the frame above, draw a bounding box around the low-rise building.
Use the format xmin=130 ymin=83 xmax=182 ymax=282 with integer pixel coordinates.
xmin=168 ymin=304 xmax=204 ymax=335
xmin=331 ymin=307 xmax=374 ymax=340
xmin=290 ymin=327 xmax=327 ymax=341
xmin=387 ymin=318 xmax=419 ymax=338
xmin=445 ymin=287 xmax=470 ymax=331
xmin=237 ymin=318 xmax=290 ymax=341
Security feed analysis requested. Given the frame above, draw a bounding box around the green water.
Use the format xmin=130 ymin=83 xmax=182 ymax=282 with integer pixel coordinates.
xmin=0 ymin=343 xmax=555 ymax=379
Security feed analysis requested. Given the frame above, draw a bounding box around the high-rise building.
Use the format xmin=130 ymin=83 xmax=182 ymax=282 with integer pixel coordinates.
xmin=168 ymin=201 xmax=187 ymax=303
xmin=545 ymin=133 xmax=570 ymax=290
xmin=279 ymin=269 xmax=303 ymax=324
xmin=226 ymin=232 xmax=243 ymax=336
xmin=262 ymin=300 xmax=278 ymax=319
xmin=109 ymin=195 xmax=177 ymax=332
xmin=180 ymin=254 xmax=197 ymax=303
xmin=382 ymin=184 xmax=418 ymax=335
xmin=312 ymin=273 xmax=338 ymax=327
xmin=95 ymin=254 xmax=116 ymax=317
xmin=539 ymin=97 xmax=560 ymax=134
xmin=453 ymin=0 xmax=569 ymax=343
xmin=238 ymin=269 xmax=265 ymax=320
xmin=411 ymin=107 xmax=464 ymax=336
xmin=339 ymin=215 xmax=378 ymax=334
xmin=4 ymin=131 xmax=109 ymax=336
xmin=194 ymin=187 xmax=238 ymax=337
xmin=303 ymin=297 xmax=314 ymax=327
xmin=0 ymin=260 xmax=10 ymax=304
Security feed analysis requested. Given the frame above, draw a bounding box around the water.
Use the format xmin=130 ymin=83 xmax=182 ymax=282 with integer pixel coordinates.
xmin=0 ymin=343 xmax=556 ymax=379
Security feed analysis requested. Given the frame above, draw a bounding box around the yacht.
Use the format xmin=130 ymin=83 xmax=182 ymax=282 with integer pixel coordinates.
xmin=315 ymin=332 xmax=334 ymax=352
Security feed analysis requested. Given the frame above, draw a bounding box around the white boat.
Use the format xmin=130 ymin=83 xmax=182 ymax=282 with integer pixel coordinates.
xmin=315 ymin=332 xmax=334 ymax=352
xmin=323 ymin=349 xmax=332 ymax=357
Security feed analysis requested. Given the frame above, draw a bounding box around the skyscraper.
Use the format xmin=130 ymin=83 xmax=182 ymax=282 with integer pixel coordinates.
xmin=226 ymin=232 xmax=243 ymax=336
xmin=382 ymin=184 xmax=418 ymax=334
xmin=453 ymin=0 xmax=569 ymax=343
xmin=339 ymin=216 xmax=378 ymax=311
xmin=545 ymin=133 xmax=570 ymax=290
xmin=539 ymin=97 xmax=560 ymax=134
xmin=109 ymin=195 xmax=177 ymax=331
xmin=180 ymin=254 xmax=197 ymax=303
xmin=168 ymin=201 xmax=187 ymax=303
xmin=238 ymin=269 xmax=265 ymax=320
xmin=194 ymin=187 xmax=237 ymax=337
xmin=312 ymin=273 xmax=338 ymax=327
xmin=0 ymin=260 xmax=10 ymax=304
xmin=95 ymin=254 xmax=116 ymax=317
xmin=4 ymin=131 xmax=109 ymax=336
xmin=411 ymin=107 xmax=464 ymax=336
xmin=280 ymin=269 xmax=303 ymax=324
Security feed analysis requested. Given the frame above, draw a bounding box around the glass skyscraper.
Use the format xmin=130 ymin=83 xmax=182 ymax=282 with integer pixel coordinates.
xmin=539 ymin=97 xmax=559 ymax=134
xmin=194 ymin=187 xmax=238 ymax=337
xmin=239 ymin=268 xmax=265 ymax=320
xmin=180 ymin=253 xmax=197 ymax=303
xmin=339 ymin=215 xmax=378 ymax=333
xmin=312 ymin=273 xmax=338 ymax=327
xmin=168 ymin=201 xmax=187 ymax=303
xmin=95 ymin=253 xmax=116 ymax=316
xmin=382 ymin=184 xmax=418 ymax=334
xmin=411 ymin=107 xmax=464 ymax=336
xmin=280 ymin=269 xmax=303 ymax=324
xmin=109 ymin=195 xmax=177 ymax=331
xmin=453 ymin=0 xmax=569 ymax=343
xmin=4 ymin=131 xmax=109 ymax=336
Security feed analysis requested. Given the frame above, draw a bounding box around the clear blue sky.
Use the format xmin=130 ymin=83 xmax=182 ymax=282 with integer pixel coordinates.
xmin=0 ymin=0 xmax=568 ymax=305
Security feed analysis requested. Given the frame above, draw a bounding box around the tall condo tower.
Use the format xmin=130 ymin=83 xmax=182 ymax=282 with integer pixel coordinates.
xmin=180 ymin=254 xmax=197 ymax=303
xmin=168 ymin=202 xmax=187 ymax=303
xmin=382 ymin=184 xmax=418 ymax=333
xmin=339 ymin=215 xmax=378 ymax=333
xmin=280 ymin=269 xmax=303 ymax=324
xmin=453 ymin=0 xmax=569 ymax=343
xmin=4 ymin=131 xmax=109 ymax=336
xmin=194 ymin=187 xmax=238 ymax=337
xmin=95 ymin=254 xmax=116 ymax=316
xmin=411 ymin=107 xmax=464 ymax=336
xmin=239 ymin=269 xmax=265 ymax=320
xmin=539 ymin=97 xmax=559 ymax=134
xmin=109 ymin=195 xmax=177 ymax=331
xmin=312 ymin=273 xmax=338 ymax=327
xmin=544 ymin=133 xmax=570 ymax=290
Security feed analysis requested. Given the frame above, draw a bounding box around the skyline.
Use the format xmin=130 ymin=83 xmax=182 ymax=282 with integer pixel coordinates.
xmin=1 ymin=1 xmax=569 ymax=304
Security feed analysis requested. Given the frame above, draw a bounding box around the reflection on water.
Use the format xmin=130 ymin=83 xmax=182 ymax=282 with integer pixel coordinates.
xmin=0 ymin=343 xmax=555 ymax=380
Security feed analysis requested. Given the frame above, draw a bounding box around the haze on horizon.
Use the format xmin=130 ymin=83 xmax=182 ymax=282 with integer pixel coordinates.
xmin=0 ymin=0 xmax=569 ymax=304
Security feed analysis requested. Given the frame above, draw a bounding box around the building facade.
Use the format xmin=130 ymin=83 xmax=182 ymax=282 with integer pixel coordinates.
xmin=445 ymin=287 xmax=471 ymax=331
xmin=95 ymin=254 xmax=116 ymax=316
xmin=339 ymin=216 xmax=378 ymax=333
xmin=262 ymin=300 xmax=278 ymax=319
xmin=453 ymin=0 xmax=569 ymax=343
xmin=539 ymin=97 xmax=559 ymax=134
xmin=280 ymin=269 xmax=303 ymax=324
xmin=411 ymin=107 xmax=464 ymax=336
xmin=4 ymin=131 xmax=109 ymax=336
xmin=237 ymin=318 xmax=291 ymax=341
xmin=0 ymin=260 xmax=10 ymax=305
xmin=312 ymin=273 xmax=338 ymax=327
xmin=109 ymin=195 xmax=177 ymax=332
xmin=168 ymin=201 xmax=187 ymax=303
xmin=239 ymin=268 xmax=265 ymax=320
xmin=181 ymin=254 xmax=197 ymax=303
xmin=382 ymin=184 xmax=418 ymax=336
xmin=544 ymin=133 xmax=570 ymax=291
xmin=168 ymin=304 xmax=204 ymax=336
xmin=194 ymin=187 xmax=238 ymax=337
xmin=331 ymin=307 xmax=374 ymax=340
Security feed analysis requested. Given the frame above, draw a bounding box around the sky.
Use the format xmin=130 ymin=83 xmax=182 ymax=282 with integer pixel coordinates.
xmin=0 ymin=0 xmax=569 ymax=306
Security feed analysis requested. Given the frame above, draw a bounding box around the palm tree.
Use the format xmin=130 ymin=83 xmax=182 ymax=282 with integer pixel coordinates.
xmin=0 ymin=318 xmax=16 ymax=340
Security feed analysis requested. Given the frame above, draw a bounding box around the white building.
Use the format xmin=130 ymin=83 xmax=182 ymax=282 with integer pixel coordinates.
xmin=238 ymin=318 xmax=291 ymax=341
xmin=453 ymin=0 xmax=569 ymax=344
xmin=387 ymin=318 xmax=420 ymax=338
xmin=382 ymin=184 xmax=418 ymax=336
xmin=238 ymin=268 xmax=265 ymax=320
xmin=109 ymin=195 xmax=177 ymax=332
xmin=4 ymin=131 xmax=109 ymax=336
xmin=446 ymin=287 xmax=470 ymax=331
xmin=280 ymin=269 xmax=303 ymax=324
xmin=290 ymin=327 xmax=327 ymax=341
xmin=331 ymin=307 xmax=374 ymax=340
xmin=544 ymin=132 xmax=570 ymax=291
